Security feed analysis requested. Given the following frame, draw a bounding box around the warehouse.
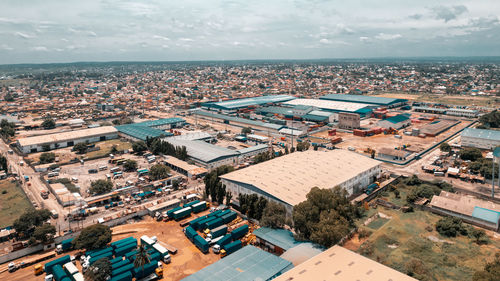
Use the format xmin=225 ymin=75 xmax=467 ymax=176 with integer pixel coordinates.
xmin=282 ymin=99 xmax=374 ymax=118
xmin=445 ymin=108 xmax=478 ymax=118
xmin=220 ymin=150 xmax=381 ymax=213
xmin=202 ymin=95 xmax=296 ymax=113
xmin=17 ymin=126 xmax=118 ymax=154
xmin=192 ymin=110 xmax=284 ymax=133
xmin=165 ymin=131 xmax=215 ymax=143
xmin=377 ymin=148 xmax=412 ymax=161
xmin=320 ymin=94 xmax=408 ymax=108
xmin=237 ymin=144 xmax=269 ymax=160
xmin=302 ymin=110 xmax=335 ymax=123
xmin=275 ymin=245 xmax=417 ymax=281
xmin=338 ymin=112 xmax=360 ymax=129
xmin=461 ymin=128 xmax=500 ymax=150
xmin=430 ymin=191 xmax=500 ymax=231
xmin=163 ymin=156 xmax=208 ymax=178
xmin=377 ymin=114 xmax=411 ymax=130
xmin=182 ymin=245 xmax=294 ymax=281
xmin=116 ymin=118 xmax=185 ymax=141
xmin=253 ymin=227 xmax=303 ymax=255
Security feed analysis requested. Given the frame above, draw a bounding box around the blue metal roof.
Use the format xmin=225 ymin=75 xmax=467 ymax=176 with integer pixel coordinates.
xmin=193 ymin=110 xmax=284 ymax=131
xmin=320 ymin=94 xmax=407 ymax=105
xmin=182 ymin=245 xmax=293 ymax=281
xmin=385 ymin=114 xmax=410 ymax=124
xmin=204 ymin=95 xmax=296 ymax=110
xmin=302 ymin=114 xmax=328 ymax=122
xmin=253 ymin=227 xmax=302 ymax=251
xmin=135 ymin=117 xmax=185 ymax=127
xmin=472 ymin=206 xmax=500 ymax=224
xmin=462 ymin=128 xmax=500 ymax=141
xmin=115 ymin=125 xmax=173 ymax=141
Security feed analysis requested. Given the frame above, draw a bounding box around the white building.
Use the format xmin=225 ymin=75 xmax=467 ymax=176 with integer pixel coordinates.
xmin=220 ymin=150 xmax=381 ymax=214
xmin=461 ymin=128 xmax=500 ymax=150
xmin=17 ymin=126 xmax=118 ymax=154
xmin=446 ymin=108 xmax=479 ymax=118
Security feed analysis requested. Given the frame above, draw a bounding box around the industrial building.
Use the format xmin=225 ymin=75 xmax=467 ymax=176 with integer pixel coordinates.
xmin=275 ymin=245 xmax=417 ymax=281
xmin=163 ymin=156 xmax=208 ymax=178
xmin=377 ymin=114 xmax=411 ymax=130
xmin=115 ymin=118 xmax=185 ymax=141
xmin=413 ymin=106 xmax=479 ymax=118
xmin=377 ymin=148 xmax=412 ymax=161
xmin=253 ymin=227 xmax=303 ymax=255
xmin=17 ymin=126 xmax=118 ymax=154
xmin=282 ymin=99 xmax=374 ymax=118
xmin=192 ymin=110 xmax=284 ymax=133
xmin=237 ymin=144 xmax=269 ymax=160
xmin=430 ymin=191 xmax=500 ymax=231
xmin=338 ymin=112 xmax=360 ymax=129
xmin=320 ymin=94 xmax=408 ymax=108
xmin=182 ymin=245 xmax=294 ymax=281
xmin=302 ymin=110 xmax=335 ymax=123
xmin=461 ymin=128 xmax=500 ymax=150
xmin=220 ymin=150 xmax=381 ymax=213
xmin=202 ymin=95 xmax=296 ymax=113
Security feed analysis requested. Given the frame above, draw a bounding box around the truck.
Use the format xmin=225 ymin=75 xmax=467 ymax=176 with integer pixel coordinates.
xmin=207 ymin=225 xmax=227 ymax=240
xmin=172 ymin=207 xmax=192 ymax=220
xmin=193 ymin=235 xmax=210 ymax=253
xmin=230 ymin=225 xmax=249 ymax=240
xmin=111 ymin=237 xmax=136 ymax=248
xmin=183 ymin=199 xmax=200 ymax=208
xmin=44 ymin=255 xmax=71 ymax=274
xmin=160 ymin=242 xmax=177 ymax=255
xmin=191 ymin=201 xmax=208 ymax=213
xmin=205 ymin=217 xmax=223 ymax=230
xmin=52 ymin=264 xmax=69 ymax=281
xmin=140 ymin=235 xmax=156 ymax=249
xmin=110 ymin=271 xmax=133 ymax=281
xmin=137 ymin=268 xmax=163 ymax=281
xmin=133 ymin=261 xmax=159 ymax=279
xmin=56 ymin=238 xmax=74 ymax=254
xmin=184 ymin=226 xmax=197 ymax=241
xmin=152 ymin=243 xmax=171 ymax=263
xmin=212 ymin=234 xmax=232 ymax=254
xmin=197 ymin=216 xmax=218 ymax=231
xmin=220 ymin=240 xmax=242 ymax=257
xmin=41 ymin=190 xmax=49 ymax=199
xmin=63 ymin=262 xmax=78 ymax=275
xmin=50 ymin=210 xmax=59 ymax=219
xmin=166 ymin=206 xmax=183 ymax=219
xmin=221 ymin=212 xmax=237 ymax=224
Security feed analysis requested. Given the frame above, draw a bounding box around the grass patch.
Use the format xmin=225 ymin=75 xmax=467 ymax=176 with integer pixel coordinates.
xmin=51 ymin=178 xmax=79 ymax=194
xmin=0 ymin=180 xmax=33 ymax=228
xmin=367 ymin=217 xmax=389 ymax=230
xmin=86 ymin=139 xmax=132 ymax=159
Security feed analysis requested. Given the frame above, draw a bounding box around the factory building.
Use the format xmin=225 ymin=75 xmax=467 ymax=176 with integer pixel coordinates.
xmin=220 ymin=150 xmax=381 ymax=214
xmin=338 ymin=112 xmax=360 ymax=129
xmin=116 ymin=117 xmax=184 ymax=141
xmin=275 ymin=245 xmax=417 ymax=281
xmin=282 ymin=99 xmax=374 ymax=118
xmin=413 ymin=106 xmax=479 ymax=118
xmin=320 ymin=94 xmax=408 ymax=108
xmin=461 ymin=128 xmax=500 ymax=150
xmin=182 ymin=245 xmax=294 ymax=281
xmin=17 ymin=126 xmax=118 ymax=154
xmin=192 ymin=110 xmax=284 ymax=133
xmin=377 ymin=114 xmax=411 ymax=130
xmin=163 ymin=156 xmax=208 ymax=179
xmin=202 ymin=95 xmax=296 ymax=113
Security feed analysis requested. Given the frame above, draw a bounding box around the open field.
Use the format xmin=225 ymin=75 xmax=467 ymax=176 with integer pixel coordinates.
xmin=373 ymin=92 xmax=499 ymax=107
xmin=0 ymin=214 xmax=220 ymax=281
xmin=0 ymin=179 xmax=33 ymax=228
xmin=85 ymin=139 xmax=132 ymax=159
xmin=345 ymin=185 xmax=500 ymax=281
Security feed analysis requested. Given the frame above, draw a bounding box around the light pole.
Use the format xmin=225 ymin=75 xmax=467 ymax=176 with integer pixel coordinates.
xmin=493 ymin=147 xmax=500 ymax=198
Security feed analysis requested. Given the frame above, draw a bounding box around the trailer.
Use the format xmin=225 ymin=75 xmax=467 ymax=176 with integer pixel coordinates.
xmin=114 ymin=243 xmax=137 ymax=257
xmin=110 ymin=256 xmax=124 ymax=265
xmin=166 ymin=206 xmax=183 ymax=219
xmin=87 ymin=247 xmax=113 ymax=258
xmin=111 ymin=263 xmax=134 ymax=277
xmin=140 ymin=235 xmax=156 ymax=249
xmin=160 ymin=242 xmax=177 ymax=255
xmin=230 ymin=225 xmax=249 ymax=240
xmin=73 ymin=272 xmax=84 ymax=281
xmin=133 ymin=261 xmax=158 ymax=279
xmin=111 ymin=259 xmax=130 ymax=271
xmin=56 ymin=238 xmax=74 ymax=254
xmin=198 ymin=216 xmax=218 ymax=230
xmin=111 ymin=237 xmax=136 ymax=248
xmin=184 ymin=226 xmax=197 ymax=241
xmin=63 ymin=262 xmax=78 ymax=276
xmin=172 ymin=207 xmax=192 ymax=220
xmin=205 ymin=218 xmax=223 ymax=230
xmin=221 ymin=212 xmax=237 ymax=224
xmin=221 ymin=240 xmax=242 ymax=257
xmin=209 ymin=225 xmax=228 ymax=239
xmin=110 ymin=271 xmax=133 ymax=281
xmin=191 ymin=201 xmax=208 ymax=213
xmin=124 ymin=250 xmax=138 ymax=261
xmin=184 ymin=199 xmax=200 ymax=208
xmin=89 ymin=251 xmax=113 ymax=265
xmin=52 ymin=265 xmax=68 ymax=281
xmin=193 ymin=235 xmax=210 ymax=253
xmin=44 ymin=255 xmax=71 ymax=274
xmin=152 ymin=243 xmax=171 ymax=263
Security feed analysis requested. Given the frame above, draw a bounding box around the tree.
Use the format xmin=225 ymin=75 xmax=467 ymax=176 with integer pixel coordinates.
xmin=440 ymin=142 xmax=451 ymax=152
xmin=293 ymin=187 xmax=361 ymax=247
xmin=241 ymin=127 xmax=252 ymax=135
xmin=33 ymin=224 xmax=56 ymax=243
xmin=110 ymin=145 xmax=118 ymax=154
xmin=132 ymin=141 xmax=147 ymax=155
xmin=0 ymin=155 xmax=8 ymax=172
xmin=134 ymin=245 xmax=150 ymax=270
xmin=123 ymin=159 xmax=138 ymax=172
xmin=39 ymin=152 xmax=55 ymax=164
xmin=172 ymin=179 xmax=180 ymax=190
xmin=41 ymin=119 xmax=56 ymax=129
xmin=4 ymin=92 xmax=14 ymax=102
xmin=261 ymin=201 xmax=287 ymax=228
xmin=73 ymin=224 xmax=112 ymax=250
xmin=478 ymin=110 xmax=500 ymax=129
xmin=473 ymin=253 xmax=500 ymax=281
xmin=149 ymin=164 xmax=170 ymax=181
xmin=13 ymin=209 xmax=52 ymax=238
xmin=296 ymin=141 xmax=310 ymax=152
xmin=435 ymin=217 xmax=465 ymax=237
xmin=84 ymin=257 xmax=111 ymax=281
xmin=89 ymin=179 xmax=113 ymax=195
xmin=225 ymin=191 xmax=233 ymax=206
xmin=73 ymin=143 xmax=88 ymax=154
xmin=459 ymin=148 xmax=483 ymax=161
xmin=203 ymin=165 xmax=234 ymax=202
xmin=0 ymin=119 xmax=16 ymax=138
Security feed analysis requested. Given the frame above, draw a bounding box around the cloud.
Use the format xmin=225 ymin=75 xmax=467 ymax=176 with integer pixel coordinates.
xmin=432 ymin=5 xmax=468 ymax=22
xmin=408 ymin=14 xmax=422 ymax=20
xmin=32 ymin=46 xmax=48 ymax=51
xmin=359 ymin=36 xmax=370 ymax=42
xmin=153 ymin=35 xmax=170 ymax=41
xmin=1 ymin=44 xmax=13 ymax=51
xmin=87 ymin=31 xmax=97 ymax=37
xmin=179 ymin=38 xmax=194 ymax=42
xmin=15 ymin=32 xmax=35 ymax=39
xmin=319 ymin=38 xmax=332 ymax=44
xmin=375 ymin=33 xmax=402 ymax=40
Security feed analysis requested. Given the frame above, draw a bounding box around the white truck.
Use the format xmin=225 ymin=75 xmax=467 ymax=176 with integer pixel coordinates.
xmin=153 ymin=243 xmax=171 ymax=264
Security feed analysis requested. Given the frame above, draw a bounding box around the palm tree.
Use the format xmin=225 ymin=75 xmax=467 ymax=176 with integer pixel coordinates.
xmin=134 ymin=244 xmax=150 ymax=270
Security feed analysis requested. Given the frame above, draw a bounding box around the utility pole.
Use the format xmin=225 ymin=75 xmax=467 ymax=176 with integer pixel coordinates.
xmin=492 ymin=158 xmax=495 ymax=198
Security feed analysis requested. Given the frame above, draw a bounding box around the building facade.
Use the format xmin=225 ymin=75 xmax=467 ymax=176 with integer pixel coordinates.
xmin=338 ymin=112 xmax=360 ymax=129
xmin=461 ymin=128 xmax=500 ymax=150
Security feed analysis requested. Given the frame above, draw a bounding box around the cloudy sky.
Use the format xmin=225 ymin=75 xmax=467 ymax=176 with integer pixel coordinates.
xmin=0 ymin=0 xmax=499 ymax=64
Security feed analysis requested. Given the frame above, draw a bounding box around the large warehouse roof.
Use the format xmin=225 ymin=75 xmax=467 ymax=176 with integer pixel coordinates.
xmin=462 ymin=128 xmax=500 ymax=141
xmin=282 ymin=99 xmax=372 ymax=113
xmin=203 ymin=95 xmax=295 ymax=110
xmin=136 ymin=117 xmax=185 ymax=127
xmin=193 ymin=110 xmax=284 ymax=130
xmin=182 ymin=245 xmax=293 ymax=281
xmin=220 ymin=150 xmax=381 ymax=206
xmin=275 ymin=245 xmax=416 ymax=281
xmin=320 ymin=94 xmax=407 ymax=106
xmin=166 ymin=139 xmax=239 ymax=163
xmin=17 ymin=126 xmax=118 ymax=147
xmin=115 ymin=124 xmax=172 ymax=141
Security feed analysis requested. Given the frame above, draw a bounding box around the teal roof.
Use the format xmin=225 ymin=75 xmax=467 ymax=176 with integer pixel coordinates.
xmin=204 ymin=95 xmax=296 ymax=110
xmin=182 ymin=245 xmax=293 ymax=281
xmin=115 ymin=118 xmax=183 ymax=140
xmin=472 ymin=207 xmax=500 ymax=224
xmin=193 ymin=110 xmax=284 ymax=131
xmin=320 ymin=94 xmax=407 ymax=105
xmin=302 ymin=114 xmax=328 ymax=122
xmin=385 ymin=114 xmax=410 ymax=124
xmin=136 ymin=117 xmax=185 ymax=127
xmin=462 ymin=128 xmax=500 ymax=141
xmin=257 ymin=106 xmax=294 ymax=116
xmin=253 ymin=227 xmax=302 ymax=251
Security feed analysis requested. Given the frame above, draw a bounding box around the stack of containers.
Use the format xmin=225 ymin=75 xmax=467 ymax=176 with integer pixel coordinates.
xmin=44 ymin=255 xmax=71 ymax=275
xmin=114 ymin=239 xmax=137 ymax=258
xmin=111 ymin=263 xmax=134 ymax=277
xmin=133 ymin=261 xmax=158 ymax=279
xmin=110 ymin=271 xmax=133 ymax=281
xmin=52 ymin=264 xmax=69 ymax=281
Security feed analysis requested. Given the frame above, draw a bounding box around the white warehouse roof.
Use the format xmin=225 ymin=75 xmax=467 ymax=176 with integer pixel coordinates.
xmin=282 ymin=99 xmax=371 ymax=113
xmin=17 ymin=126 xmax=118 ymax=147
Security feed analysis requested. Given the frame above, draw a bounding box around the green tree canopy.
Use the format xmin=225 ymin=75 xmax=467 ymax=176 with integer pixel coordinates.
xmin=132 ymin=141 xmax=147 ymax=154
xmin=296 ymin=141 xmax=310 ymax=152
xmin=13 ymin=209 xmax=52 ymax=237
xmin=204 ymin=165 xmax=234 ymax=202
xmin=0 ymin=119 xmax=16 ymax=138
xmin=439 ymin=142 xmax=451 ymax=152
xmin=435 ymin=217 xmax=466 ymax=237
xmin=41 ymin=119 xmax=56 ymax=129
xmin=149 ymin=164 xmax=171 ymax=181
xmin=33 ymin=224 xmax=56 ymax=243
xmin=473 ymin=253 xmax=500 ymax=281
xmin=73 ymin=142 xmax=88 ymax=154
xmin=39 ymin=152 xmax=56 ymax=164
xmin=89 ymin=179 xmax=113 ymax=195
xmin=73 ymin=224 xmax=112 ymax=250
xmin=478 ymin=110 xmax=500 ymax=129
xmin=459 ymin=148 xmax=483 ymax=161
xmin=123 ymin=159 xmax=138 ymax=172
xmin=84 ymin=257 xmax=111 ymax=281
xmin=241 ymin=127 xmax=252 ymax=135
xmin=260 ymin=201 xmax=287 ymax=228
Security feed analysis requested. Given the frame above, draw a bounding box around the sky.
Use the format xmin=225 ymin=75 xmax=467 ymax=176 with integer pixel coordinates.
xmin=0 ymin=0 xmax=499 ymax=64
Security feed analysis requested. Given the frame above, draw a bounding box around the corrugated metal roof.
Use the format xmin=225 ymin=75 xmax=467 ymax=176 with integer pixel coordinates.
xmin=282 ymin=99 xmax=372 ymax=113
xmin=17 ymin=126 xmax=118 ymax=147
xmin=165 ymin=139 xmax=239 ymax=163
xmin=320 ymin=94 xmax=407 ymax=105
xmin=384 ymin=114 xmax=410 ymax=124
xmin=116 ymin=125 xmax=172 ymax=141
xmin=253 ymin=227 xmax=301 ymax=251
xmin=204 ymin=95 xmax=296 ymax=110
xmin=182 ymin=245 xmax=293 ymax=281
xmin=462 ymin=128 xmax=500 ymax=141
xmin=237 ymin=144 xmax=269 ymax=155
xmin=302 ymin=114 xmax=328 ymax=122
xmin=193 ymin=110 xmax=284 ymax=130
xmin=136 ymin=117 xmax=185 ymax=127
xmin=471 ymin=207 xmax=500 ymax=224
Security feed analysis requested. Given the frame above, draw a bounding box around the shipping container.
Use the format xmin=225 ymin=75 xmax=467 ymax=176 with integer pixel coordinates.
xmin=222 ymin=240 xmax=242 ymax=256
xmin=149 ymin=252 xmax=161 ymax=263
xmin=110 ymin=271 xmax=133 ymax=281
xmin=111 ymin=237 xmax=136 ymax=248
xmin=231 ymin=225 xmax=249 ymax=240
xmin=188 ymin=216 xmax=208 ymax=229
xmin=87 ymin=247 xmax=113 ymax=258
xmin=216 ymin=234 xmax=232 ymax=247
xmin=210 ymin=225 xmax=228 ymax=239
xmin=205 ymin=218 xmax=223 ymax=230
xmin=191 ymin=201 xmax=208 ymax=213
xmin=172 ymin=207 xmax=192 ymax=220
xmin=152 ymin=243 xmax=169 ymax=257
xmin=166 ymin=206 xmax=183 ymax=218
xmin=114 ymin=243 xmax=137 ymax=257
xmin=111 ymin=263 xmax=134 ymax=277
xmin=193 ymin=235 xmax=210 ymax=253
xmin=221 ymin=212 xmax=237 ymax=224
xmin=52 ymin=265 xmax=68 ymax=281
xmin=125 ymin=250 xmax=138 ymax=261
xmin=110 ymin=256 xmax=124 ymax=265
xmin=215 ymin=209 xmax=231 ymax=218
xmin=184 ymin=199 xmax=200 ymax=208
xmin=111 ymin=260 xmax=130 ymax=271
xmin=44 ymin=255 xmax=71 ymax=274
xmin=133 ymin=261 xmax=158 ymax=279
xmin=89 ymin=251 xmax=113 ymax=265
xmin=185 ymin=226 xmax=197 ymax=241
xmin=60 ymin=238 xmax=74 ymax=251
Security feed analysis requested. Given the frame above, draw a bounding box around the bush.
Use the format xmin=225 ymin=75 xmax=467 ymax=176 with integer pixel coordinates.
xmin=435 ymin=217 xmax=465 ymax=237
xmin=73 ymin=224 xmax=112 ymax=250
xmin=358 ymin=229 xmax=372 ymax=239
xmin=459 ymin=148 xmax=483 ymax=161
xmin=39 ymin=152 xmax=56 ymax=164
xmin=89 ymin=179 xmax=113 ymax=195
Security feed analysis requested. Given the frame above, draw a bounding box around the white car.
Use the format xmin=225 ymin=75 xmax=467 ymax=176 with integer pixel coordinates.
xmin=45 ymin=274 xmax=54 ymax=281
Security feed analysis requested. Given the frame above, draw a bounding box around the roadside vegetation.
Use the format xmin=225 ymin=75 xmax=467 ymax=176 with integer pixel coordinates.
xmin=0 ymin=180 xmax=32 ymax=228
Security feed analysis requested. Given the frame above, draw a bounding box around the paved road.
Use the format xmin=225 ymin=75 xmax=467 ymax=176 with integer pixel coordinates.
xmin=0 ymin=139 xmax=67 ymax=227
